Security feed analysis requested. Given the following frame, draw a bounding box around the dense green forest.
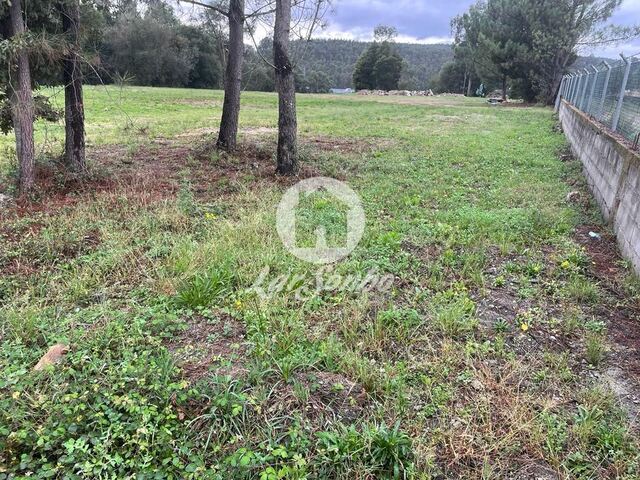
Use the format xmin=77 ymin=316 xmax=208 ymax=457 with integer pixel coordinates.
xmin=83 ymin=3 xmax=454 ymax=92
xmin=66 ymin=1 xmax=453 ymax=93
xmin=292 ymin=39 xmax=454 ymax=89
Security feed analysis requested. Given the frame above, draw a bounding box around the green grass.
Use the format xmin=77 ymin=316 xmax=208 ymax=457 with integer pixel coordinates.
xmin=1 ymin=86 xmax=639 ymax=479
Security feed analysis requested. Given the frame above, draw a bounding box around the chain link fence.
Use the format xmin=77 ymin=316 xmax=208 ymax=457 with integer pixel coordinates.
xmin=555 ymin=53 xmax=640 ymax=148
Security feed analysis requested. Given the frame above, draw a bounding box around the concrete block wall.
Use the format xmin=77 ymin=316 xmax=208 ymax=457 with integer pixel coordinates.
xmin=559 ymin=100 xmax=640 ymax=275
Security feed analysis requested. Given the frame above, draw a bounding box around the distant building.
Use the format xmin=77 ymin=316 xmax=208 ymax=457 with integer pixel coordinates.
xmin=329 ymin=88 xmax=354 ymax=94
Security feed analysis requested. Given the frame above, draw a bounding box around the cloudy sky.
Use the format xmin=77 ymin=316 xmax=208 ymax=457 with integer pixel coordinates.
xmin=317 ymin=0 xmax=640 ymax=58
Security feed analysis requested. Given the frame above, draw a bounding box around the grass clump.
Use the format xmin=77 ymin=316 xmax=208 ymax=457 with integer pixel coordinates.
xmin=585 ymin=333 xmax=606 ymax=366
xmin=431 ymin=289 xmax=477 ymax=337
xmin=175 ymin=264 xmax=236 ymax=309
xmin=316 ymin=423 xmax=414 ymax=479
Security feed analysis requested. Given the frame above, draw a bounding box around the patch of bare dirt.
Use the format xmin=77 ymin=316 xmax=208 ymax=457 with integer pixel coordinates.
xmin=241 ymin=126 xmax=278 ymax=136
xmin=600 ymin=305 xmax=640 ymax=376
xmin=572 ymin=224 xmax=640 ymax=377
xmin=0 ymin=223 xmax=102 ymax=277
xmin=267 ymin=371 xmax=368 ymax=427
xmin=402 ymin=241 xmax=443 ymax=261
xmin=574 ymin=224 xmax=627 ymax=283
xmin=173 ymin=99 xmax=222 ymax=108
xmin=10 ymin=162 xmax=119 ymax=216
xmin=513 ymin=462 xmax=560 ymax=480
xmin=4 ymin=137 xmax=328 ymax=218
xmin=602 ymin=367 xmax=640 ymax=429
xmin=567 ymin=224 xmax=640 ymax=426
xmin=301 ymin=135 xmax=384 ymax=155
xmin=166 ymin=314 xmax=247 ymax=382
xmin=176 ymin=127 xmax=218 ymax=138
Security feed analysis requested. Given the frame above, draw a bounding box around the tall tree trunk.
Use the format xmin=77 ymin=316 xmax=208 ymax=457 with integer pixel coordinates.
xmin=546 ymin=72 xmax=563 ymax=106
xmin=274 ymin=0 xmax=297 ymax=175
xmin=216 ymin=0 xmax=244 ymax=151
xmin=466 ymin=75 xmax=473 ymax=97
xmin=8 ymin=0 xmax=35 ymax=194
xmin=501 ymin=75 xmax=507 ymax=102
xmin=546 ymin=54 xmax=571 ymax=106
xmin=61 ymin=0 xmax=86 ymax=172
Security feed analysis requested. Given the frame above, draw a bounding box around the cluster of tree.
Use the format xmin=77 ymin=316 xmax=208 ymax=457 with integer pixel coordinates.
xmin=241 ymin=37 xmax=331 ymax=93
xmin=353 ymin=26 xmax=404 ymax=91
xmin=1 ymin=0 xmax=87 ymax=193
xmin=98 ymin=3 xmax=225 ymax=88
xmin=97 ymin=3 xmax=337 ymax=94
xmin=1 ymin=0 xmax=329 ymax=194
xmin=2 ymin=2 xmax=454 ymax=95
xmin=242 ymin=35 xmax=454 ymax=94
xmin=435 ymin=0 xmax=640 ymax=104
xmin=278 ymin=38 xmax=453 ymax=90
xmin=234 ymin=34 xmax=454 ymax=94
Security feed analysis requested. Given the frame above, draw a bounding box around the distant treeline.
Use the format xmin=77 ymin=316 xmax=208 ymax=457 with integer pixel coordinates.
xmin=85 ymin=3 xmax=454 ymax=92
xmin=291 ymin=39 xmax=454 ymax=90
xmin=87 ymin=3 xmax=611 ymax=94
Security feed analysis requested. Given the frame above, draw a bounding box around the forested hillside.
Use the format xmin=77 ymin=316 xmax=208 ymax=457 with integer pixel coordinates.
xmin=83 ymin=2 xmax=454 ymax=93
xmin=70 ymin=1 xmax=611 ymax=94
xmin=292 ymin=39 xmax=454 ymax=89
xmin=571 ymin=55 xmax=614 ymax=70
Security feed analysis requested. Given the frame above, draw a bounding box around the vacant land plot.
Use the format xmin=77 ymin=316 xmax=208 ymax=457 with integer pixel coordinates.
xmin=1 ymin=87 xmax=640 ymax=479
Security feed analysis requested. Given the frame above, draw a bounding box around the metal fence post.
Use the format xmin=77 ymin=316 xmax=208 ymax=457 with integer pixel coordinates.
xmin=612 ymin=54 xmax=632 ymax=132
xmin=567 ymin=74 xmax=574 ymax=103
xmin=575 ymin=73 xmax=584 ymax=105
xmin=586 ymin=66 xmax=599 ymax=114
xmin=597 ymin=61 xmax=612 ymax=121
xmin=572 ymin=74 xmax=579 ymax=103
xmin=555 ymin=76 xmax=566 ymax=112
xmin=579 ymin=68 xmax=590 ymax=110
xmin=569 ymin=74 xmax=578 ymax=103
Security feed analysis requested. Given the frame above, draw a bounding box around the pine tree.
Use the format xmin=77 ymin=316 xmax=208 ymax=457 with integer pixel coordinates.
xmin=353 ymin=43 xmax=379 ymax=90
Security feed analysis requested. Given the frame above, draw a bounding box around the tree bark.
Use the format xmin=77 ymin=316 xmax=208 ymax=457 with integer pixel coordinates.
xmin=216 ymin=0 xmax=244 ymax=151
xmin=274 ymin=0 xmax=297 ymax=175
xmin=466 ymin=75 xmax=473 ymax=97
xmin=501 ymin=75 xmax=507 ymax=101
xmin=8 ymin=0 xmax=35 ymax=194
xmin=61 ymin=0 xmax=86 ymax=172
xmin=546 ymin=54 xmax=572 ymax=105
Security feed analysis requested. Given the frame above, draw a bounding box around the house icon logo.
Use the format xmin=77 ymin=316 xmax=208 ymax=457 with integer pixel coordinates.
xmin=277 ymin=177 xmax=365 ymax=264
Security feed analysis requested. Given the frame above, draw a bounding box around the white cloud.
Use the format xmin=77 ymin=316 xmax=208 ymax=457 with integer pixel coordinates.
xmin=310 ymin=25 xmax=452 ymax=45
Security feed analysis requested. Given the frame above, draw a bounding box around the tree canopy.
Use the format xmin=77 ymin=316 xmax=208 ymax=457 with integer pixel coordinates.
xmin=443 ymin=0 xmax=640 ymax=103
xmin=353 ymin=26 xmax=404 ymax=91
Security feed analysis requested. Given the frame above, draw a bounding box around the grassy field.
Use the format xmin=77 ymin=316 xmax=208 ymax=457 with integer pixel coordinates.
xmin=1 ymin=86 xmax=640 ymax=479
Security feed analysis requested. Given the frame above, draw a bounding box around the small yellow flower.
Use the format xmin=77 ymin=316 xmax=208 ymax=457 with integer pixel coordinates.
xmin=520 ymin=322 xmax=530 ymax=332
xmin=12 ymin=391 xmax=20 ymax=400
xmin=205 ymin=212 xmax=217 ymax=220
xmin=234 ymin=299 xmax=243 ymax=309
xmin=560 ymin=260 xmax=571 ymax=269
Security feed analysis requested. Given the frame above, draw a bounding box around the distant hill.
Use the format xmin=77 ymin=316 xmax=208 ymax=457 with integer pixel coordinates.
xmin=290 ymin=38 xmax=612 ymax=91
xmin=292 ymin=39 xmax=454 ymax=90
xmin=571 ymin=55 xmax=616 ymax=70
